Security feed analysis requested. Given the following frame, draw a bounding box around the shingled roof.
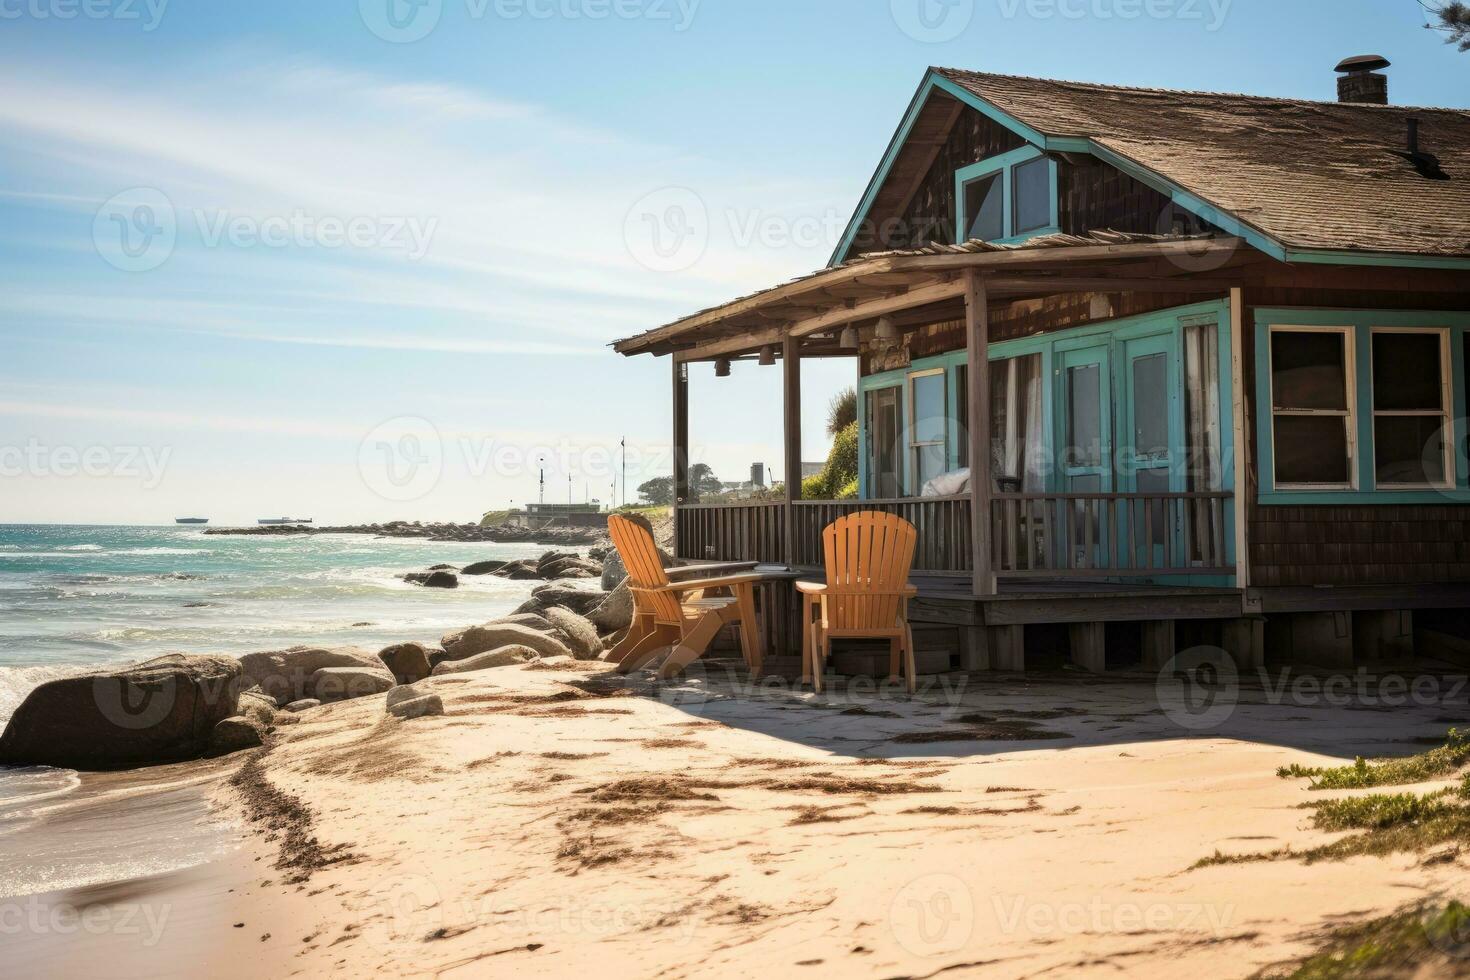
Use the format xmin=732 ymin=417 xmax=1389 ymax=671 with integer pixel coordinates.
xmin=931 ymin=68 xmax=1470 ymax=258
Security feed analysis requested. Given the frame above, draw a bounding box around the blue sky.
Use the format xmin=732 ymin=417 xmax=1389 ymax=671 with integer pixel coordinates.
xmin=0 ymin=0 xmax=1464 ymax=524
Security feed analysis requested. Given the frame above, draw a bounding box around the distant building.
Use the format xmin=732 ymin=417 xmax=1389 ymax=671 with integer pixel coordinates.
xmin=506 ymin=502 xmax=605 ymax=530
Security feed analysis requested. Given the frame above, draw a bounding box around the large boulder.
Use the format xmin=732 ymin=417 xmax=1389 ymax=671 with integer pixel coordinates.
xmin=237 ymin=646 xmax=383 ymax=703
xmin=379 ymin=643 xmax=433 ymax=685
xmin=208 ymin=715 xmax=265 ymax=756
xmin=310 ymin=666 xmax=395 ymax=703
xmin=440 ymin=622 xmax=572 ymax=662
xmin=237 ymin=689 xmax=278 ymax=727
xmin=588 ymin=580 xmax=634 ymax=635
xmin=460 ymin=560 xmax=507 ymax=576
xmin=544 ymin=607 xmax=602 ymax=660
xmin=432 ymin=646 xmax=540 ymax=675
xmin=405 ymin=570 xmax=458 ymax=589
xmin=0 ymin=654 xmax=243 ymax=771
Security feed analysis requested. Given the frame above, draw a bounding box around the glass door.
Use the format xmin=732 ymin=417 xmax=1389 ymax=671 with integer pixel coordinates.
xmin=865 ymin=386 xmax=902 ymax=498
xmin=1056 ymin=346 xmax=1111 ymax=568
xmin=1119 ymin=335 xmax=1178 ymax=568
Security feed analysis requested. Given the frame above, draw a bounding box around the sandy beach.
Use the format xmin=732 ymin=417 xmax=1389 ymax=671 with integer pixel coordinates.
xmin=11 ymin=658 xmax=1468 ymax=978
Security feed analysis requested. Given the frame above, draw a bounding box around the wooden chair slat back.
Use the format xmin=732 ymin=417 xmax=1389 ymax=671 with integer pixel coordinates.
xmin=607 ymin=515 xmax=681 ymax=624
xmin=821 ymin=511 xmax=916 ymax=630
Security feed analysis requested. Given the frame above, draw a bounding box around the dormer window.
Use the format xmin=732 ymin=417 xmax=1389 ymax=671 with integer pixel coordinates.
xmin=955 ymin=147 xmax=1059 ymax=245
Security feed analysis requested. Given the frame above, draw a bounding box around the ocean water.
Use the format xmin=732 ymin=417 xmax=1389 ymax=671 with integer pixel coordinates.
xmin=0 ymin=523 xmax=581 ymax=897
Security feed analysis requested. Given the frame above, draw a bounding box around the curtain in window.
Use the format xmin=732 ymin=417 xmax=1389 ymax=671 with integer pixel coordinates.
xmin=1183 ymin=322 xmax=1222 ymax=562
xmin=989 ymin=354 xmax=1045 ymax=492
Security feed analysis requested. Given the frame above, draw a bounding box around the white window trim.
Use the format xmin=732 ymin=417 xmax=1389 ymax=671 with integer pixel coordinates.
xmin=907 ymin=368 xmax=947 ymax=494
xmin=1369 ymin=325 xmax=1454 ymax=490
xmin=1267 ymin=324 xmax=1357 ymax=491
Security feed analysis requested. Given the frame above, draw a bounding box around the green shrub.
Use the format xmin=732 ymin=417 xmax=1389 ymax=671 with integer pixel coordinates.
xmin=1278 ymin=729 xmax=1470 ymax=790
xmin=801 ymin=473 xmax=827 ymax=499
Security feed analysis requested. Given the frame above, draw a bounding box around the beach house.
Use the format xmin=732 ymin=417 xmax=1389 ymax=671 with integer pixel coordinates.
xmin=613 ymin=60 xmax=1470 ymax=673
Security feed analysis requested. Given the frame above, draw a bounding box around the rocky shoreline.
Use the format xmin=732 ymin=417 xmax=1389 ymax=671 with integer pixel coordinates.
xmin=203 ymin=520 xmax=606 ymax=546
xmin=0 ymin=568 xmax=635 ymax=771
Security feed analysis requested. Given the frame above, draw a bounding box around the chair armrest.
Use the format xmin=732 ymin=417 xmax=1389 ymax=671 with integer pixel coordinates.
xmin=795 ymin=581 xmax=827 ymax=595
xmin=665 ymin=572 xmax=764 ymax=594
xmin=814 ymin=586 xmax=919 ymax=598
xmin=666 ymin=561 xmax=759 ymax=580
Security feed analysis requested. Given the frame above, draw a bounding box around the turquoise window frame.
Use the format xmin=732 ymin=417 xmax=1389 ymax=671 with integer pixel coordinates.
xmin=1253 ymin=308 xmax=1470 ymax=505
xmin=953 ymin=146 xmax=1060 ymax=246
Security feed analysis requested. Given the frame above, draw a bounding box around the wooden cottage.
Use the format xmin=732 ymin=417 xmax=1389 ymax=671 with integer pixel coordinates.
xmin=613 ymin=63 xmax=1470 ymax=674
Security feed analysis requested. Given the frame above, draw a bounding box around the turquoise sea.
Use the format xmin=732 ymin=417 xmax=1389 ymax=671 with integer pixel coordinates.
xmin=0 ymin=523 xmax=574 ymax=897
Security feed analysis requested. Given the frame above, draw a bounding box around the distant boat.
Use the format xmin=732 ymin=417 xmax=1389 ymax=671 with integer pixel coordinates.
xmin=175 ymin=518 xmax=210 ymax=525
xmin=258 ymin=518 xmax=313 ymax=526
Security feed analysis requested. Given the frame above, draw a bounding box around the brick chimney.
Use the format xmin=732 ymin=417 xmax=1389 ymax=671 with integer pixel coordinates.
xmin=1335 ymin=54 xmax=1390 ymax=105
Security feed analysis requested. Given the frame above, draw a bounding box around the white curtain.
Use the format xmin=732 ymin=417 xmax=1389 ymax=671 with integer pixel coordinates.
xmin=1183 ymin=322 xmax=1223 ymax=562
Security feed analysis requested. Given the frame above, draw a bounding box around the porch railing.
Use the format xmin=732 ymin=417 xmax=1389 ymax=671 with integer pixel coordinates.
xmin=675 ymin=491 xmax=1234 ymax=580
xmin=990 ymin=492 xmax=1234 ymax=578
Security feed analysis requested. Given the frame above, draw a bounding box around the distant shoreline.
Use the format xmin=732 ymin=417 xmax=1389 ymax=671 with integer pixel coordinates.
xmin=203 ymin=520 xmax=606 ymax=546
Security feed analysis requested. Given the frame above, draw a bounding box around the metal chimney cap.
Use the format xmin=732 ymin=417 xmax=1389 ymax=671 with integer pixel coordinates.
xmin=1335 ymin=54 xmax=1391 ymax=74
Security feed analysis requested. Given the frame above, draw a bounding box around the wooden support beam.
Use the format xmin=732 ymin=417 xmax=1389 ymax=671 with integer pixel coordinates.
xmin=788 ymin=280 xmax=967 ymax=338
xmin=965 ymin=271 xmax=995 ymax=597
xmin=989 ymin=625 xmax=1025 ymax=672
xmin=672 ymin=359 xmax=690 ymax=553
xmin=1228 ymin=288 xmax=1250 ymax=589
xmin=1069 ymin=621 xmax=1106 ymax=674
xmin=1141 ymin=620 xmax=1176 ymax=672
xmin=1221 ymin=617 xmax=1265 ymax=672
xmin=782 ymin=335 xmax=801 ymax=567
xmin=895 ymin=238 xmax=1246 ymax=273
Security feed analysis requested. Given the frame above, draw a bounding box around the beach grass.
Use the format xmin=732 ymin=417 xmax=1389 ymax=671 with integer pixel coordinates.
xmin=1257 ymin=901 xmax=1470 ymax=979
xmin=1277 ymin=729 xmax=1470 ymax=790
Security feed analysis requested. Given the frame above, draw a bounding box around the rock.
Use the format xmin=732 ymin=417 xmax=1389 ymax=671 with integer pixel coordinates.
xmin=309 ymin=666 xmax=395 ymax=703
xmin=588 ymin=580 xmax=634 ymax=635
xmin=237 ymin=690 xmax=278 ymax=727
xmin=413 ymin=571 xmax=458 ymax=589
xmin=541 ymin=557 xmax=601 ymax=580
xmin=600 ymin=551 xmax=627 ymax=590
xmin=544 ymin=607 xmax=602 ymax=660
xmin=386 ymin=683 xmax=430 ymax=709
xmin=284 ymin=699 xmax=321 ymax=713
xmin=515 ymin=585 xmax=609 ymax=617
xmin=388 ymin=694 xmax=444 ymax=720
xmin=431 ymin=645 xmax=540 ymax=675
xmin=208 ymin=716 xmax=265 ymax=756
xmin=440 ymin=623 xmax=572 ymax=662
xmin=237 ymin=646 xmax=383 ymax=703
xmin=0 ymin=654 xmax=243 ymax=771
xmin=427 ymin=564 xmax=457 ymax=571
xmin=461 ymin=560 xmax=507 ymax=576
xmin=379 ymin=643 xmax=433 ymax=684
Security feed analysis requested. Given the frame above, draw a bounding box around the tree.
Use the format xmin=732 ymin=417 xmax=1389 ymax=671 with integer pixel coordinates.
xmin=689 ymin=463 xmax=723 ymax=497
xmin=637 ymin=476 xmax=673 ymax=506
xmin=1427 ymin=1 xmax=1470 ymax=50
xmin=827 ymin=387 xmax=857 ymax=437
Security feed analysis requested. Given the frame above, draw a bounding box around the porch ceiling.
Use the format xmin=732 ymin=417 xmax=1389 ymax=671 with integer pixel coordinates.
xmin=612 ymin=231 xmax=1250 ymax=360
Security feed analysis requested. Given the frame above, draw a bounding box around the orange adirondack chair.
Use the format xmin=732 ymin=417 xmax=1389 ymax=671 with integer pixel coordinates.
xmin=798 ymin=511 xmax=919 ymax=694
xmin=604 ymin=514 xmax=765 ymax=679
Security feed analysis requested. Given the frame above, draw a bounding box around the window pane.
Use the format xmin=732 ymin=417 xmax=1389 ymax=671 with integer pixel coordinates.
xmin=915 ymin=444 xmax=947 ymax=488
xmin=1274 ymin=415 xmax=1350 ymax=484
xmin=1373 ymin=332 xmax=1443 ymax=411
xmin=1131 ymin=353 xmax=1169 ymax=460
xmin=911 ymin=373 xmax=945 ymax=444
xmin=1012 ymin=157 xmax=1050 ymax=234
xmin=1375 ymin=416 xmax=1446 ymax=485
xmin=990 ymin=355 xmax=1042 ymax=490
xmin=867 ymin=387 xmax=901 ymax=498
xmin=1271 ymin=331 xmax=1347 ymax=411
xmin=955 ymin=365 xmax=969 ymax=468
xmin=964 ymin=173 xmax=1003 ymax=242
xmin=1184 ymin=323 xmax=1222 ymax=491
xmin=1067 ymin=364 xmax=1103 ymax=468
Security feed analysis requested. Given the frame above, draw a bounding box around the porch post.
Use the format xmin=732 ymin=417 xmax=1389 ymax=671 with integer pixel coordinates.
xmin=1228 ymin=287 xmax=1250 ymax=590
xmin=965 ymin=271 xmax=996 ymax=595
xmin=783 ymin=334 xmax=801 ymax=567
xmin=672 ymin=357 xmax=689 ymax=557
